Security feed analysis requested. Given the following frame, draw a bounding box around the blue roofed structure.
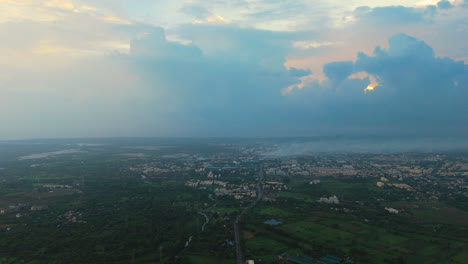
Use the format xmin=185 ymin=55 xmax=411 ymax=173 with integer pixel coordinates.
xmin=317 ymin=255 xmax=343 ymax=264
xmin=278 ymin=253 xmax=354 ymax=264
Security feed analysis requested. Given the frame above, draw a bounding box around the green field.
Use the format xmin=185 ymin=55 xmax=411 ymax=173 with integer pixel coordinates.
xmin=241 ymin=178 xmax=468 ymax=264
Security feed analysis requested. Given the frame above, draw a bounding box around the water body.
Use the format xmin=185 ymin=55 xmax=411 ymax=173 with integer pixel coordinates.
xmin=264 ymin=219 xmax=282 ymax=226
xmin=184 ymin=212 xmax=210 ymax=248
xmin=184 ymin=236 xmax=193 ymax=248
xmin=198 ymin=212 xmax=209 ymax=232
xmin=18 ymin=149 xmax=87 ymax=160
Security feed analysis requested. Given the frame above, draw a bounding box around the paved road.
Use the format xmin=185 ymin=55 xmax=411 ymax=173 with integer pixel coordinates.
xmin=234 ymin=164 xmax=264 ymax=264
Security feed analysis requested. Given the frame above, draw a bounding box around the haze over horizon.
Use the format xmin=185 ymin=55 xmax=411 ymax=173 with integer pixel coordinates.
xmin=0 ymin=0 xmax=467 ymax=140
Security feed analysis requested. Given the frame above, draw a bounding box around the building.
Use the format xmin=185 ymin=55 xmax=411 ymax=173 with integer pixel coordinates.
xmin=385 ymin=207 xmax=399 ymax=214
xmin=31 ymin=205 xmax=49 ymax=211
xmin=316 ymin=255 xmax=346 ymax=264
xmin=318 ymin=195 xmax=340 ymax=204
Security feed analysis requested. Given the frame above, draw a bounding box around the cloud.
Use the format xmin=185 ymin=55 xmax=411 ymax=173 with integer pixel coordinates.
xmin=174 ymin=24 xmax=311 ymax=68
xmin=0 ymin=6 xmax=150 ymax=139
xmin=353 ymin=34 xmax=464 ymax=95
xmin=437 ymin=0 xmax=454 ymax=9
xmin=179 ymin=3 xmax=228 ymax=24
xmin=0 ymin=1 xmax=467 ymax=139
xmin=120 ymin=25 xmax=307 ymax=136
xmin=124 ymin=29 xmax=467 ymax=137
xmin=323 ymin=61 xmax=354 ymax=82
xmin=291 ymin=33 xmax=467 ymax=134
xmin=130 ymin=27 xmax=203 ymax=59
xmin=354 ymin=5 xmax=437 ymax=25
xmin=0 ymin=0 xmax=129 ymax=24
xmin=179 ymin=3 xmax=212 ymax=19
xmin=288 ymin=67 xmax=312 ymax=77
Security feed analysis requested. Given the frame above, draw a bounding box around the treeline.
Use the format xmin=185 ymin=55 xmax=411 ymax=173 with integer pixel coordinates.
xmin=0 ymin=180 xmax=206 ymax=264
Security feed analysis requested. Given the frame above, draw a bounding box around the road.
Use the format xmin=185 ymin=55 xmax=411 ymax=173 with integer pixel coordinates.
xmin=234 ymin=163 xmax=264 ymax=264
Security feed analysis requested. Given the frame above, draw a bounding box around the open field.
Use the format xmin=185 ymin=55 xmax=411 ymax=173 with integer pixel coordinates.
xmin=242 ymin=177 xmax=468 ymax=264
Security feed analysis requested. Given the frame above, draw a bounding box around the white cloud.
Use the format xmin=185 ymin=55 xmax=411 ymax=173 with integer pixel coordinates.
xmin=293 ymin=41 xmax=334 ymax=49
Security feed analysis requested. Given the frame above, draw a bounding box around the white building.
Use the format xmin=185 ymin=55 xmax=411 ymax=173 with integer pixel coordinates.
xmin=318 ymin=195 xmax=339 ymax=204
xmin=385 ymin=207 xmax=399 ymax=214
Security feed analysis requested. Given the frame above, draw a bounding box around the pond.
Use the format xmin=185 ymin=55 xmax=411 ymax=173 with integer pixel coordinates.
xmin=264 ymin=219 xmax=282 ymax=226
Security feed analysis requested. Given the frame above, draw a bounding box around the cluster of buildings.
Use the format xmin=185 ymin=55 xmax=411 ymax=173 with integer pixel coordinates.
xmin=265 ymin=159 xmax=358 ymax=178
xmin=185 ymin=178 xmax=260 ymax=200
xmin=414 ymin=177 xmax=467 ymax=199
xmin=185 ymin=180 xmax=229 ymax=188
xmin=445 ymin=178 xmax=468 ymax=191
xmin=59 ymin=210 xmax=86 ymax=224
xmin=369 ymin=154 xmax=468 ymax=178
xmin=42 ymin=184 xmax=73 ymax=189
xmin=266 ymin=164 xmax=358 ymax=177
xmin=376 ymin=178 xmax=412 ymax=190
xmin=0 ymin=204 xmax=48 ymax=215
xmin=214 ymin=184 xmax=257 ymax=200
xmin=128 ymin=155 xmax=260 ymax=178
xmin=31 ymin=205 xmax=49 ymax=211
xmin=0 ymin=204 xmax=28 ymax=214
xmin=36 ymin=184 xmax=76 ymax=193
xmin=308 ymin=167 xmax=357 ymax=177
xmin=130 ymin=165 xmax=175 ymax=174
xmin=263 ymin=153 xmax=468 ymax=180
xmin=434 ymin=159 xmax=468 ymax=177
xmin=378 ymin=172 xmax=467 ymax=204
xmin=263 ymin=181 xmax=288 ymax=191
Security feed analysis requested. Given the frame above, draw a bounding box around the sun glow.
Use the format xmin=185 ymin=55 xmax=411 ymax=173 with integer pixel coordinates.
xmin=364 ymin=85 xmax=375 ymax=92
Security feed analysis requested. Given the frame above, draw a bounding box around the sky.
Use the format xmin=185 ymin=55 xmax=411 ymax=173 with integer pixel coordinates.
xmin=0 ymin=0 xmax=466 ymax=139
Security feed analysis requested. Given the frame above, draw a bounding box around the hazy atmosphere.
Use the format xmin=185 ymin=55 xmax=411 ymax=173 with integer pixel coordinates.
xmin=1 ymin=2 xmax=468 ymax=263
xmin=1 ymin=0 xmax=466 ymax=139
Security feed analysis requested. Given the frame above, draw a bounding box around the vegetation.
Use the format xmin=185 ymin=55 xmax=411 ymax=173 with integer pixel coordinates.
xmin=0 ymin=139 xmax=467 ymax=264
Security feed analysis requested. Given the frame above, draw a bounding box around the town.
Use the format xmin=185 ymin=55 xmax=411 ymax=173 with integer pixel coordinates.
xmin=0 ymin=139 xmax=467 ymax=264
